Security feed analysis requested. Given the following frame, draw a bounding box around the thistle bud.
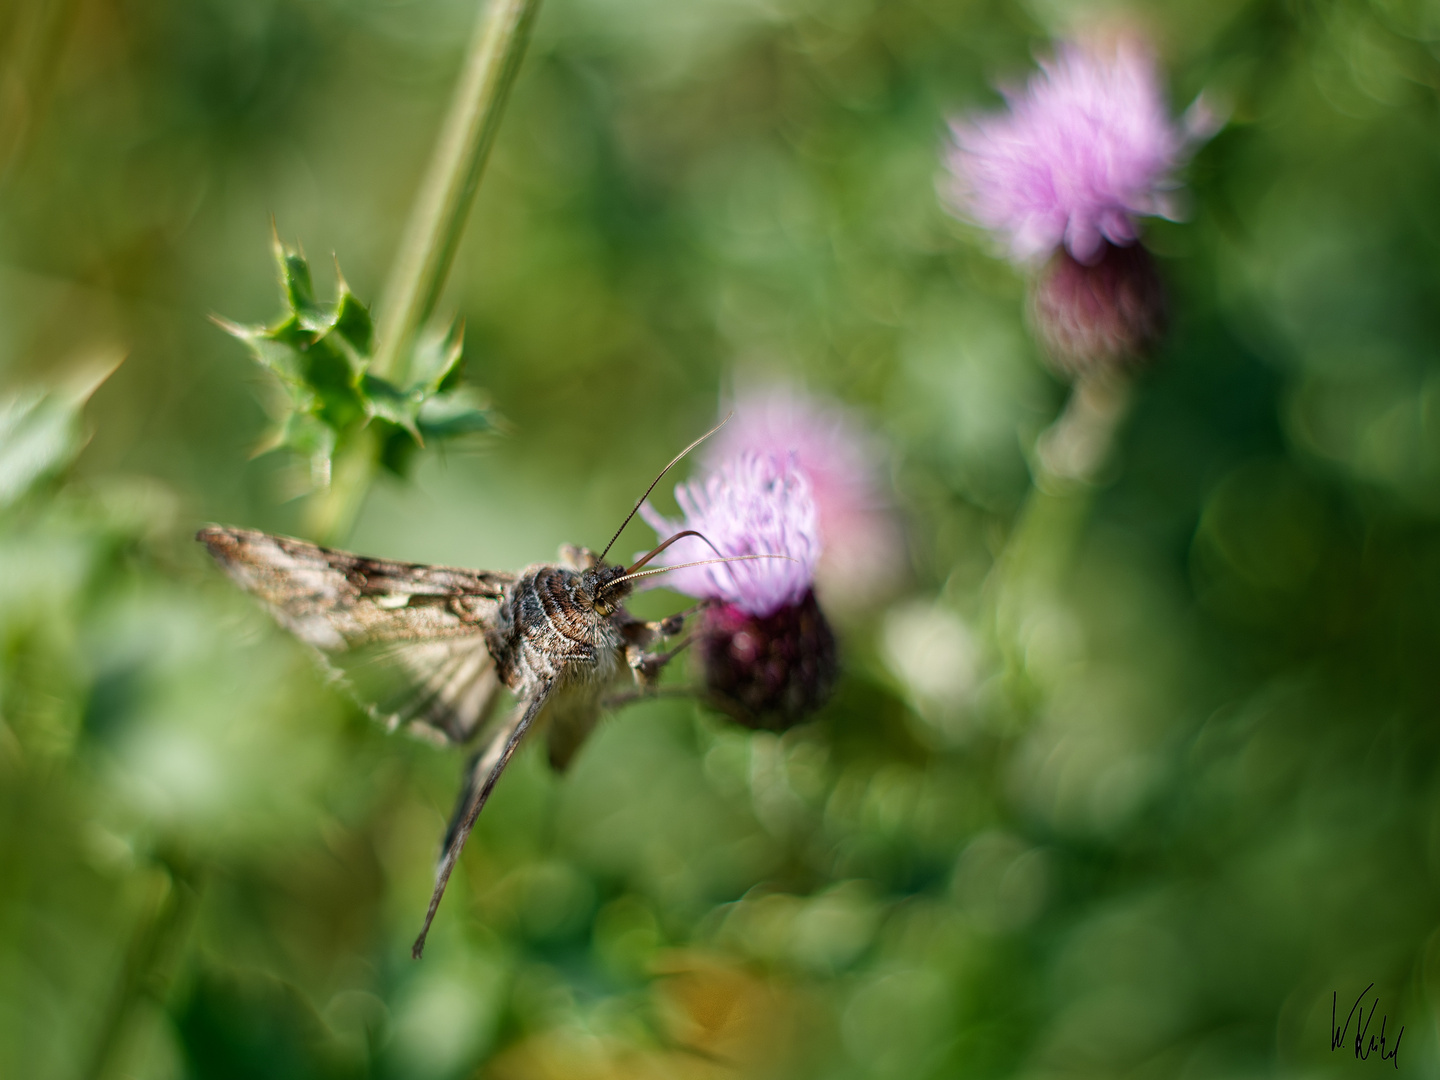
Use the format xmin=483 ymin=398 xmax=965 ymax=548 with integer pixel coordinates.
xmin=699 ymin=590 xmax=837 ymax=731
xmin=1031 ymin=239 xmax=1166 ymax=378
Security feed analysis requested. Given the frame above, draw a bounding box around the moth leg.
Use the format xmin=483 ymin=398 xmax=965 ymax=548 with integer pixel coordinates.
xmin=616 ymin=601 xmax=703 ymax=653
xmin=617 ymin=620 xmax=660 ymax=652
xmin=413 ymin=679 xmax=553 ymax=960
xmin=652 ymin=601 xmax=708 ymax=635
xmin=655 ymin=613 xmax=687 ymax=637
xmin=626 ymin=635 xmax=694 ymax=688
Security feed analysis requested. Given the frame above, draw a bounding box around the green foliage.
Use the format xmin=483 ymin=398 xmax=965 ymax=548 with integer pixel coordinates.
xmin=220 ymin=239 xmax=495 ymax=489
xmin=0 ymin=366 xmax=112 ymax=509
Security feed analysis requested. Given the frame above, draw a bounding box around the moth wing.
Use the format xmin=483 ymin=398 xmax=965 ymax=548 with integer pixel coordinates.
xmin=199 ymin=525 xmax=513 ymax=744
xmin=344 ymin=637 xmax=504 ymax=745
xmin=414 ymin=679 xmax=553 ymax=958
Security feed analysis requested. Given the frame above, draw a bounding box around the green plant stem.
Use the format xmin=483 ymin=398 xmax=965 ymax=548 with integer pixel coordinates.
xmin=303 ymin=0 xmax=543 ymax=542
xmin=371 ymin=0 xmax=542 ymax=381
xmin=304 ymin=427 xmax=382 ymax=542
xmin=983 ymin=373 xmax=1134 ymax=704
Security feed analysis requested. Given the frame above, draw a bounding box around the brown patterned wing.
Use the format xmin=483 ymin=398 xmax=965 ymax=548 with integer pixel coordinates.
xmin=198 ymin=525 xmax=514 ymax=744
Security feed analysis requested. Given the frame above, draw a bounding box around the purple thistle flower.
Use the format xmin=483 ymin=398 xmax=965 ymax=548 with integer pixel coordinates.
xmin=942 ymin=36 xmax=1213 ymax=377
xmin=943 ymin=37 xmax=1195 ymax=266
xmin=641 ymin=451 xmax=837 ymax=727
xmin=707 ymin=383 xmax=904 ymax=602
xmin=640 ymin=451 xmax=820 ymax=618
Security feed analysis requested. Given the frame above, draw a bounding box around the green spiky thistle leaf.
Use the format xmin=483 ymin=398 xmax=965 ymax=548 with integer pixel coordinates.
xmin=217 ymin=237 xmax=496 ymax=491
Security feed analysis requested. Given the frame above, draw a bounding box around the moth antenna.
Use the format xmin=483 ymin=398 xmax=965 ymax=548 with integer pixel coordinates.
xmin=597 ymin=414 xmax=732 ymax=563
xmin=624 ymin=530 xmax=723 ymax=575
xmin=602 ymin=554 xmax=795 ymax=591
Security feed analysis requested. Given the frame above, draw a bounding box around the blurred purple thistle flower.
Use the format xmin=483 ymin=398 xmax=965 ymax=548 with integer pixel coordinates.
xmin=943 ymin=37 xmax=1197 ymax=266
xmin=707 ymin=383 xmax=904 ymax=602
xmin=641 ymin=451 xmax=837 ymax=727
xmin=942 ymin=36 xmax=1212 ymax=377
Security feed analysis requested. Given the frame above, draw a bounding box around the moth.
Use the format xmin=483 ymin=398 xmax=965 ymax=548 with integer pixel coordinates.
xmin=198 ymin=424 xmax=769 ymax=958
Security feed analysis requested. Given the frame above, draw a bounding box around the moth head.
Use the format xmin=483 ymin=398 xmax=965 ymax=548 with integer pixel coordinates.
xmin=584 ymin=562 xmax=633 ymax=615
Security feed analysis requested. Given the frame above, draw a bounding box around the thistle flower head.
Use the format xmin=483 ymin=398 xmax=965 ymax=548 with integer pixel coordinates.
xmin=639 ymin=451 xmax=820 ymax=618
xmin=944 ymin=37 xmax=1195 ymax=265
xmin=642 ymin=450 xmax=837 ymax=727
xmin=707 ymin=384 xmax=903 ymax=595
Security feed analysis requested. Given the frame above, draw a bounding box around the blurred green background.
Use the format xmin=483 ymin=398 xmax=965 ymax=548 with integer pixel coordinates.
xmin=5 ymin=0 xmax=1440 ymax=1076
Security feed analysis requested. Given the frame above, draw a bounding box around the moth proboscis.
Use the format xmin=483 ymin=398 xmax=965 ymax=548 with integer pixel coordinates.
xmin=199 ymin=419 xmax=782 ymax=958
